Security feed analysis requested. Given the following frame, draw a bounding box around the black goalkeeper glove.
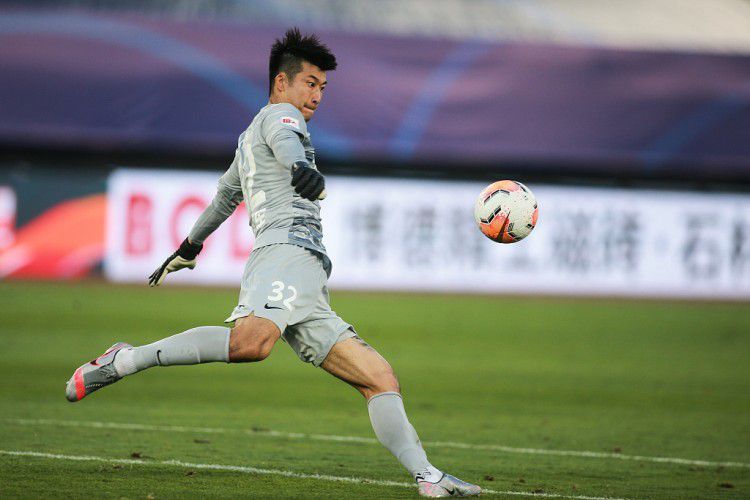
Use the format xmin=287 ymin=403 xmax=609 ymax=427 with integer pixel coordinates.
xmin=148 ymin=238 xmax=203 ymax=287
xmin=291 ymin=161 xmax=326 ymax=201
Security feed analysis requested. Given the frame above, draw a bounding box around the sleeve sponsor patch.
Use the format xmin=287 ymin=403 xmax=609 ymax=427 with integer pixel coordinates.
xmin=280 ymin=116 xmax=301 ymax=130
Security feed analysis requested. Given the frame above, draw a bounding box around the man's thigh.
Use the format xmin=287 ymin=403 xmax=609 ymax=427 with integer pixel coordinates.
xmin=229 ymin=314 xmax=283 ymax=362
xmin=284 ymin=317 xmax=354 ymax=366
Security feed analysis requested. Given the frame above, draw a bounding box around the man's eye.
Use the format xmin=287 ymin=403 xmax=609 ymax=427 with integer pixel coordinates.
xmin=308 ymin=82 xmax=315 ymax=87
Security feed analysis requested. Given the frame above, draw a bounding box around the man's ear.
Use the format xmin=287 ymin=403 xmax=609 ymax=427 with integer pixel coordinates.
xmin=274 ymin=72 xmax=287 ymax=94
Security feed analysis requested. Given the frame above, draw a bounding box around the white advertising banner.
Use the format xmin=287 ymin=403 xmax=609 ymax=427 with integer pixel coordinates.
xmin=106 ymin=169 xmax=750 ymax=299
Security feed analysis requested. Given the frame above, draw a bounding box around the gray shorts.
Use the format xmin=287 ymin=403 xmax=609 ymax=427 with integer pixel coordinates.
xmin=225 ymin=244 xmax=355 ymax=366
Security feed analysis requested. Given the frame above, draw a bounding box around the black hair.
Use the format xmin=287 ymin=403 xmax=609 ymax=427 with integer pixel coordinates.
xmin=269 ymin=27 xmax=337 ymax=95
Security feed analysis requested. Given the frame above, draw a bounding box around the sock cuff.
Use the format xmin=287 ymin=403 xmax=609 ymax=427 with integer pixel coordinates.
xmin=224 ymin=328 xmax=231 ymax=363
xmin=367 ymin=391 xmax=402 ymax=405
xmin=113 ymin=347 xmax=137 ymax=377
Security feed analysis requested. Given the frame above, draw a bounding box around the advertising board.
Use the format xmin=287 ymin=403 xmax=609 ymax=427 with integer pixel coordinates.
xmin=106 ymin=169 xmax=750 ymax=299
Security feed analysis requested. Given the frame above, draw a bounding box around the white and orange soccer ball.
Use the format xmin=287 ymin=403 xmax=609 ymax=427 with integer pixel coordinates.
xmin=473 ymin=180 xmax=538 ymax=243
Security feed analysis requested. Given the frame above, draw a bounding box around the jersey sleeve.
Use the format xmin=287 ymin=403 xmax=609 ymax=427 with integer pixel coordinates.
xmin=187 ymin=152 xmax=244 ymax=245
xmin=261 ymin=104 xmax=309 ymax=169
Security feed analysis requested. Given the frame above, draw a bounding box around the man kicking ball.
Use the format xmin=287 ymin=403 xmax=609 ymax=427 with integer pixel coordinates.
xmin=65 ymin=28 xmax=480 ymax=498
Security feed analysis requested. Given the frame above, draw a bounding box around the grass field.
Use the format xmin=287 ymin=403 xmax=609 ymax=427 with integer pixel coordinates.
xmin=0 ymin=281 xmax=748 ymax=499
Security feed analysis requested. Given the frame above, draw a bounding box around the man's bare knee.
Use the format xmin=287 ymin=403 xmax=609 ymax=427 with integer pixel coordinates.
xmin=322 ymin=336 xmax=402 ymax=399
xmin=362 ymin=369 xmax=401 ymax=400
xmin=229 ymin=315 xmax=280 ymax=362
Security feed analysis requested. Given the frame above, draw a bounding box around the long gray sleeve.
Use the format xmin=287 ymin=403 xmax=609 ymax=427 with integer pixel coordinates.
xmin=188 ymin=157 xmax=244 ymax=244
xmin=267 ymin=126 xmax=308 ymax=169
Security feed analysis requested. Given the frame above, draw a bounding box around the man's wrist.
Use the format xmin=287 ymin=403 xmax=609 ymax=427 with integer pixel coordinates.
xmin=178 ymin=237 xmax=203 ymax=260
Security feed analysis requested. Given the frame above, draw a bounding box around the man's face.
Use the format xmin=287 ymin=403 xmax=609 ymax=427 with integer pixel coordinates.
xmin=278 ymin=61 xmax=327 ymax=121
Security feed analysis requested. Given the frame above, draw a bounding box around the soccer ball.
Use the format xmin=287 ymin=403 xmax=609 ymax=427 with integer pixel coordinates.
xmin=474 ymin=180 xmax=538 ymax=243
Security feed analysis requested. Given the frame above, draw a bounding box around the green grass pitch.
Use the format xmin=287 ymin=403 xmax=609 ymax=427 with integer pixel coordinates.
xmin=0 ymin=281 xmax=748 ymax=499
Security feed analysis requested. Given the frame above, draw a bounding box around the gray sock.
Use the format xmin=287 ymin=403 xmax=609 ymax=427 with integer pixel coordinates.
xmin=114 ymin=326 xmax=230 ymax=376
xmin=368 ymin=392 xmax=441 ymax=481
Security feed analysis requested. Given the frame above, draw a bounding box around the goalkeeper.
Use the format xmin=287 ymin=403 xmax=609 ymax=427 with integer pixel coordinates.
xmin=65 ymin=28 xmax=480 ymax=498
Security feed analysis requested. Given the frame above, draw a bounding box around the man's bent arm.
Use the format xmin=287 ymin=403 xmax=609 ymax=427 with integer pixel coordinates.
xmin=267 ymin=127 xmax=308 ymax=169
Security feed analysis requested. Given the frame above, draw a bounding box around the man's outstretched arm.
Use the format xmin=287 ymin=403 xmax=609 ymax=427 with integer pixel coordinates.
xmin=148 ymin=157 xmax=243 ymax=286
xmin=187 ymin=158 xmax=244 ymax=245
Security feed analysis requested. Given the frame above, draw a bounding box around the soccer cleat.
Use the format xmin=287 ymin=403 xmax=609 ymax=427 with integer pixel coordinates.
xmin=65 ymin=342 xmax=132 ymax=402
xmin=417 ymin=473 xmax=482 ymax=497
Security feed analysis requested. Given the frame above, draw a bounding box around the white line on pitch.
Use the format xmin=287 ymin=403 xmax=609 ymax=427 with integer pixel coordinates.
xmin=0 ymin=449 xmax=634 ymax=500
xmin=7 ymin=417 xmax=749 ymax=469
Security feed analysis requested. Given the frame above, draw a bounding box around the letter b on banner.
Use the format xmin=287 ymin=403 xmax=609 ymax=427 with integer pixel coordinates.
xmin=125 ymin=194 xmax=152 ymax=255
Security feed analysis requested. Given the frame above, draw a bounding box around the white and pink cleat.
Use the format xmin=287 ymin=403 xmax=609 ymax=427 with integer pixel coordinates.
xmin=417 ymin=473 xmax=482 ymax=497
xmin=65 ymin=342 xmax=132 ymax=402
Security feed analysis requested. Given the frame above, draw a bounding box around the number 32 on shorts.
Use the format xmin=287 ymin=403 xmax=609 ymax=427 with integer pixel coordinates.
xmin=267 ymin=281 xmax=297 ymax=311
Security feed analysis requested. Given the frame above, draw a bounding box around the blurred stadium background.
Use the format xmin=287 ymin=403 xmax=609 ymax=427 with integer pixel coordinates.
xmin=1 ymin=1 xmax=749 ymax=499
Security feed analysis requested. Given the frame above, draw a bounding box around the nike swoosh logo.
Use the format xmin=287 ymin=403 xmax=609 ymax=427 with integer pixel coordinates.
xmin=264 ymin=304 xmax=283 ymax=310
xmin=156 ymin=350 xmax=163 ymax=365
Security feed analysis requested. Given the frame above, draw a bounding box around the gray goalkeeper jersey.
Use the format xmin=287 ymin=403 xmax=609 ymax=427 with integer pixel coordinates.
xmin=188 ymin=102 xmax=327 ymax=263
